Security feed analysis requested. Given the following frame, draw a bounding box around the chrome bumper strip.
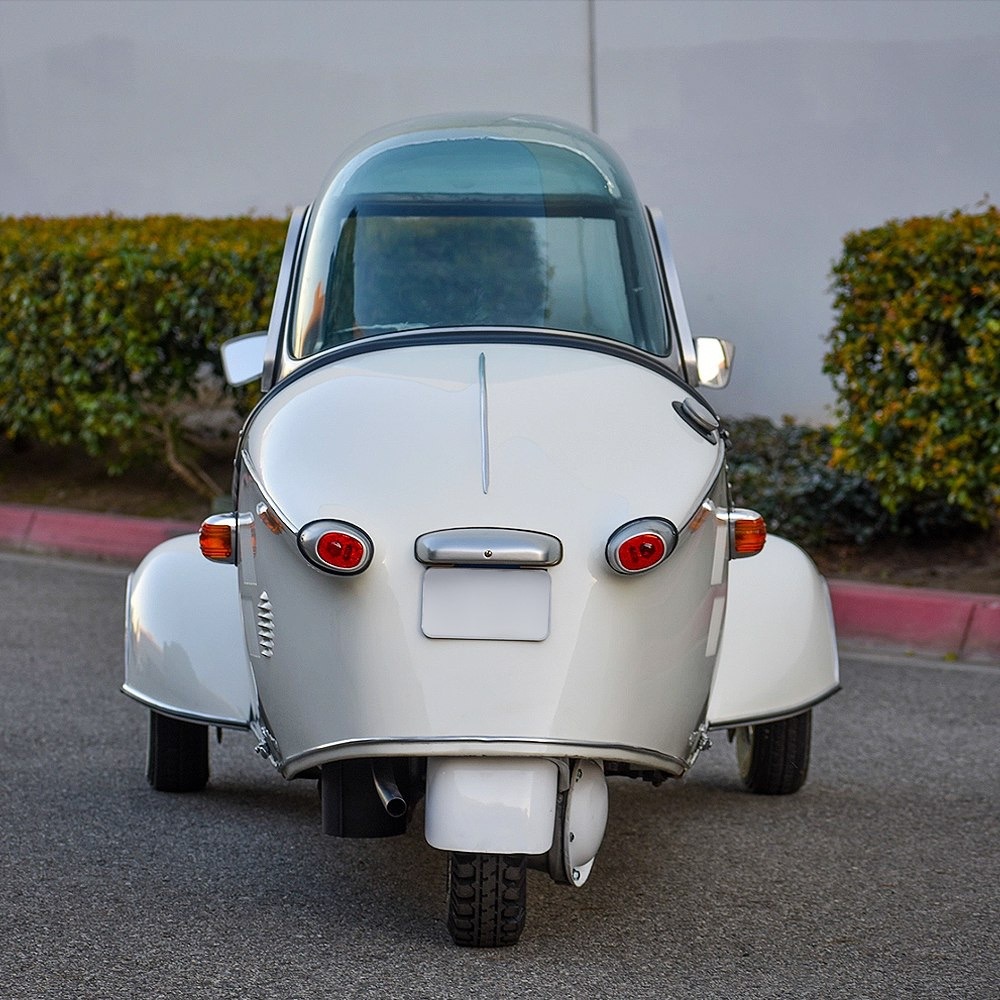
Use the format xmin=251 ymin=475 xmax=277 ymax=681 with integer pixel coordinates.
xmin=278 ymin=736 xmax=688 ymax=779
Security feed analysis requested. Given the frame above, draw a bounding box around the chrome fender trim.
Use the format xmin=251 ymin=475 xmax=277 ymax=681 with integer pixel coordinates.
xmin=119 ymin=685 xmax=250 ymax=730
xmin=706 ymin=684 xmax=842 ymax=731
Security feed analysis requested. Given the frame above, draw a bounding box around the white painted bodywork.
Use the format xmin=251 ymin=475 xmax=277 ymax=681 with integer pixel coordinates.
xmin=562 ymin=760 xmax=610 ymax=884
xmin=236 ymin=340 xmax=728 ymax=777
xmin=123 ymin=535 xmax=254 ymax=728
xmin=424 ymin=758 xmax=558 ymax=854
xmin=707 ymin=535 xmax=840 ymax=728
xmin=121 ymin=116 xmax=841 ymax=898
xmin=122 ymin=341 xmax=839 ymax=780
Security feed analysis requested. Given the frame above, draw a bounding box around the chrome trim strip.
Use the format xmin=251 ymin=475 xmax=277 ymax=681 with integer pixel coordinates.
xmin=278 ymin=736 xmax=688 ymax=779
xmin=241 ymin=449 xmax=298 ymax=534
xmin=674 ymin=456 xmax=728 ymax=540
xmin=648 ymin=207 xmax=698 ymax=384
xmin=262 ymin=204 xmax=308 ymax=391
xmin=120 ymin=684 xmax=251 ymax=730
xmin=478 ymin=352 xmax=490 ymax=494
xmin=706 ymin=684 xmax=842 ymax=730
xmin=415 ymin=527 xmax=562 ymax=567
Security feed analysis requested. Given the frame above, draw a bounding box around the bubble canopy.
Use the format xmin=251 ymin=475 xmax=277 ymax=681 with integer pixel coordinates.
xmin=291 ymin=116 xmax=670 ymax=358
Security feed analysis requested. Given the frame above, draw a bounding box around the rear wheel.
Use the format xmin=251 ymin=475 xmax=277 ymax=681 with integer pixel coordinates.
xmin=146 ymin=709 xmax=209 ymax=792
xmin=735 ymin=709 xmax=812 ymax=795
xmin=446 ymin=852 xmax=527 ymax=947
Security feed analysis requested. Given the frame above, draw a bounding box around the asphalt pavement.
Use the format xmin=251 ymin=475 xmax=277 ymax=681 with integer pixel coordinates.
xmin=0 ymin=500 xmax=997 ymax=663
xmin=1 ymin=550 xmax=997 ymax=999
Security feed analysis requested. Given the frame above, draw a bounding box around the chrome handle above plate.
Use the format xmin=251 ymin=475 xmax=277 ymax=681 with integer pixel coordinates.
xmin=415 ymin=528 xmax=562 ymax=567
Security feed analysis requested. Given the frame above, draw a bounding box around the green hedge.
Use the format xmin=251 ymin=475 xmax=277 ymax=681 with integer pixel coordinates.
xmin=823 ymin=206 xmax=1000 ymax=528
xmin=5 ymin=210 xmax=996 ymax=525
xmin=724 ymin=416 xmax=970 ymax=549
xmin=0 ymin=215 xmax=285 ymax=491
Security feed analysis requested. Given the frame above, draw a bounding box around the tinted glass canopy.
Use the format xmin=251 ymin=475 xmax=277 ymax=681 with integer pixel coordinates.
xmin=291 ymin=115 xmax=669 ymax=358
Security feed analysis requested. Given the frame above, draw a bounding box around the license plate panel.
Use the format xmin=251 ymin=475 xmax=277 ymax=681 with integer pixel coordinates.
xmin=420 ymin=567 xmax=551 ymax=641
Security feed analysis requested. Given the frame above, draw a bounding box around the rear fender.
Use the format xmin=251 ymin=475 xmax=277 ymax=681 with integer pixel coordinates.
xmin=424 ymin=758 xmax=559 ymax=855
xmin=123 ymin=534 xmax=253 ymax=728
xmin=707 ymin=536 xmax=839 ymax=728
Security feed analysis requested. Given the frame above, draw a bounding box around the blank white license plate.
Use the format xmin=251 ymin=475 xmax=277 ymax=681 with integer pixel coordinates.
xmin=420 ymin=568 xmax=550 ymax=641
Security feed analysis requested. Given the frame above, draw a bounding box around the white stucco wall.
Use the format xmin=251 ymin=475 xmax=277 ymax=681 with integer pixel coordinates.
xmin=1 ymin=0 xmax=997 ymax=421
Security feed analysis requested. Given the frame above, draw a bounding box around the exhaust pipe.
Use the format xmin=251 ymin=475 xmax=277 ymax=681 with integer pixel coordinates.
xmin=371 ymin=759 xmax=408 ymax=818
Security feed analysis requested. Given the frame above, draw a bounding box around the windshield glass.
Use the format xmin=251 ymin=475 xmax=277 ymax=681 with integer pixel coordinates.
xmin=292 ymin=119 xmax=669 ymax=358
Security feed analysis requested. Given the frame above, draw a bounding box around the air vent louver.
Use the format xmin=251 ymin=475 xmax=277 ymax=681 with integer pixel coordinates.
xmin=256 ymin=591 xmax=275 ymax=658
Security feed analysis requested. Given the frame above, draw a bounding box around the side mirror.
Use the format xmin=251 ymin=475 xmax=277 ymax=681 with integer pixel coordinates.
xmin=694 ymin=337 xmax=735 ymax=389
xmin=220 ymin=332 xmax=267 ymax=386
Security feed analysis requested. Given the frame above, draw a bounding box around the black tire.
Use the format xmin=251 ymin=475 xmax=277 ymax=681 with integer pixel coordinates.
xmin=146 ymin=710 xmax=209 ymax=792
xmin=446 ymin=852 xmax=527 ymax=947
xmin=735 ymin=709 xmax=812 ymax=795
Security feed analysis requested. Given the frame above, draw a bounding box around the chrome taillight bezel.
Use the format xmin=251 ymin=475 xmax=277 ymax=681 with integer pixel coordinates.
xmin=298 ymin=520 xmax=374 ymax=575
xmin=605 ymin=517 xmax=678 ymax=575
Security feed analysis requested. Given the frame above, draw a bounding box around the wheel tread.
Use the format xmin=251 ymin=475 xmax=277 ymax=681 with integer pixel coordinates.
xmin=740 ymin=710 xmax=812 ymax=795
xmin=447 ymin=852 xmax=526 ymax=947
xmin=146 ymin=710 xmax=209 ymax=792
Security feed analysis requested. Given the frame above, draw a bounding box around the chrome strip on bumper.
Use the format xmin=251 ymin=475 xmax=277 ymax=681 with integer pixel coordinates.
xmin=278 ymin=736 xmax=689 ymax=779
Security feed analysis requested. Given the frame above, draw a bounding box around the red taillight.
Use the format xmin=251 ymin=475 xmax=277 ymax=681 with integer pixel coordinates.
xmin=199 ymin=515 xmax=236 ymax=563
xmin=617 ymin=532 xmax=667 ymax=572
xmin=729 ymin=509 xmax=767 ymax=558
xmin=316 ymin=531 xmax=367 ymax=571
xmin=298 ymin=520 xmax=374 ymax=575
xmin=606 ymin=518 xmax=677 ymax=575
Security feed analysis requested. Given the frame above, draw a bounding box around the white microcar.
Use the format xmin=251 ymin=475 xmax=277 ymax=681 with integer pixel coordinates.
xmin=124 ymin=114 xmax=839 ymax=947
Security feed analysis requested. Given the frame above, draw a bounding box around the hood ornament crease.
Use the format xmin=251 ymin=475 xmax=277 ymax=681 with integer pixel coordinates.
xmin=479 ymin=352 xmax=490 ymax=494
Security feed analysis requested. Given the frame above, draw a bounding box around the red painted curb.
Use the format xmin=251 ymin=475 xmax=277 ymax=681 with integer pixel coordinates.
xmin=964 ymin=598 xmax=1000 ymax=663
xmin=0 ymin=503 xmax=194 ymax=564
xmin=828 ymin=579 xmax=999 ymax=664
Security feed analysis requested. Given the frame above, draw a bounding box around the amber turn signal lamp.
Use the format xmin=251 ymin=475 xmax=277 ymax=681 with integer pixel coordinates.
xmin=729 ymin=509 xmax=767 ymax=558
xmin=199 ymin=515 xmax=236 ymax=563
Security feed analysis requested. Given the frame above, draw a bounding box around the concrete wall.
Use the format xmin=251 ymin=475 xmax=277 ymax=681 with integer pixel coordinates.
xmin=2 ymin=0 xmax=997 ymax=421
